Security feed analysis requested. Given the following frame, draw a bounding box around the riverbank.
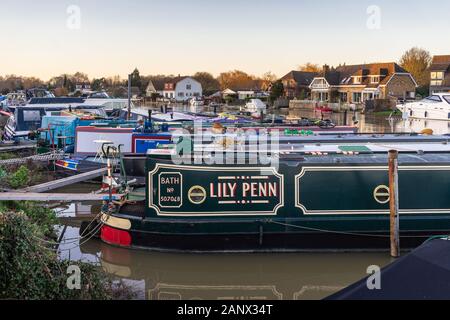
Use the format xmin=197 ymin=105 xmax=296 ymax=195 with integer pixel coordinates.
xmin=0 ymin=200 xmax=138 ymax=299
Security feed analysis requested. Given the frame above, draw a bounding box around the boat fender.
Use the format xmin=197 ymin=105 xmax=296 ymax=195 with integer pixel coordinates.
xmin=420 ymin=128 xmax=433 ymax=135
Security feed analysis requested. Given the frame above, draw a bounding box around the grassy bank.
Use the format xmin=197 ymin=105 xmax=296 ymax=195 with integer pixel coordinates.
xmin=0 ymin=162 xmax=54 ymax=190
xmin=0 ymin=201 xmax=135 ymax=300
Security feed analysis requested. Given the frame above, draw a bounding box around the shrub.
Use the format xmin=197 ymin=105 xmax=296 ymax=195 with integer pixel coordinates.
xmin=0 ymin=211 xmax=135 ymax=300
xmin=8 ymin=165 xmax=30 ymax=189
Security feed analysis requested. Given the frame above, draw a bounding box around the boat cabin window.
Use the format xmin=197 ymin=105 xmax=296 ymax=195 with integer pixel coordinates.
xmin=443 ymin=96 xmax=450 ymax=104
xmin=23 ymin=110 xmax=41 ymax=121
xmin=424 ymin=95 xmax=442 ymax=103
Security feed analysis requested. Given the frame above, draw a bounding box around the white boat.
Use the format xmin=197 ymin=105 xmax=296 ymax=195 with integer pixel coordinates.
xmin=241 ymin=99 xmax=267 ymax=118
xmin=397 ymin=93 xmax=450 ymax=121
xmin=189 ymin=97 xmax=204 ymax=113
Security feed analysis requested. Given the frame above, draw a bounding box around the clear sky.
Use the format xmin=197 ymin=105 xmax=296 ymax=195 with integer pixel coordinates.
xmin=1 ymin=0 xmax=449 ymax=80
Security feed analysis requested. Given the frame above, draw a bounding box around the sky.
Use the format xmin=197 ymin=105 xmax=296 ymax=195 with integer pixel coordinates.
xmin=1 ymin=0 xmax=449 ymax=80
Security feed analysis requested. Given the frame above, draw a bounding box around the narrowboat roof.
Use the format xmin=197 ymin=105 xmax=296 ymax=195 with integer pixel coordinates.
xmin=148 ymin=132 xmax=450 ymax=165
xmin=28 ymin=97 xmax=85 ymax=104
xmin=14 ymin=104 xmax=105 ymax=111
xmin=148 ymin=150 xmax=450 ymax=165
xmin=183 ymin=133 xmax=450 ymax=144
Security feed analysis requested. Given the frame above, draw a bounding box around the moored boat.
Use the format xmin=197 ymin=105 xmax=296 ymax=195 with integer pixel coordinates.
xmin=397 ymin=93 xmax=450 ymax=121
xmin=98 ymin=134 xmax=450 ymax=252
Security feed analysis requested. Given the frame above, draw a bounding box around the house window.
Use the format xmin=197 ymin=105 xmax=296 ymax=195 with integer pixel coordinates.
xmin=352 ymin=92 xmax=362 ymax=103
xmin=339 ymin=92 xmax=348 ymax=102
xmin=318 ymin=92 xmax=328 ymax=101
xmin=371 ymin=76 xmax=380 ymax=84
xmin=431 ymin=80 xmax=443 ymax=86
xmin=431 ymin=72 xmax=444 ymax=80
xmin=353 ymin=77 xmax=362 ymax=84
xmin=431 ymin=72 xmax=444 ymax=86
xmin=186 ymin=84 xmax=192 ymax=90
xmin=362 ymin=92 xmax=374 ymax=101
xmin=311 ymin=78 xmax=328 ymax=89
xmin=178 ymin=92 xmax=184 ymax=97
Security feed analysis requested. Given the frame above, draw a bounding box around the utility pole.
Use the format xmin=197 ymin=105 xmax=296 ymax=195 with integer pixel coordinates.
xmin=389 ymin=149 xmax=400 ymax=258
xmin=127 ymin=74 xmax=132 ymax=120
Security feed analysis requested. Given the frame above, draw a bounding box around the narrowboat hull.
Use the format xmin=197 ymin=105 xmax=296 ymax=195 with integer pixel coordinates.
xmin=99 ymin=151 xmax=450 ymax=252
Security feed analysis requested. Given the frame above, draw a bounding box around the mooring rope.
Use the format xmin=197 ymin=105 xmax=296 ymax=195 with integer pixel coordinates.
xmin=32 ymin=212 xmax=104 ymax=247
xmin=268 ymin=220 xmax=444 ymax=239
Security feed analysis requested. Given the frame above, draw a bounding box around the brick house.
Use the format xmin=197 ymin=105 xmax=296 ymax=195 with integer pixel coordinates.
xmin=430 ymin=55 xmax=450 ymax=94
xmin=280 ymin=71 xmax=318 ymax=99
xmin=309 ymin=63 xmax=417 ymax=104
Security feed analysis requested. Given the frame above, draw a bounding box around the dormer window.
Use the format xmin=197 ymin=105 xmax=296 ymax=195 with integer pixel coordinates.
xmin=371 ymin=76 xmax=380 ymax=84
xmin=353 ymin=77 xmax=362 ymax=84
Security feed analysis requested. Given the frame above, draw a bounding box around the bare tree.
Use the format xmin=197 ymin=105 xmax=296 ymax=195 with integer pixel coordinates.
xmin=298 ymin=63 xmax=321 ymax=73
xmin=399 ymin=47 xmax=432 ymax=87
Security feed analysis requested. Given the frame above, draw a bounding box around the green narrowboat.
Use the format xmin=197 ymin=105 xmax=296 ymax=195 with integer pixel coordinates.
xmin=100 ymin=138 xmax=450 ymax=252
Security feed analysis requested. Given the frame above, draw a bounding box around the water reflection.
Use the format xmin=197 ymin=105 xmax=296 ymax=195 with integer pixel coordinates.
xmin=285 ymin=108 xmax=450 ymax=135
xmin=69 ymin=237 xmax=390 ymax=300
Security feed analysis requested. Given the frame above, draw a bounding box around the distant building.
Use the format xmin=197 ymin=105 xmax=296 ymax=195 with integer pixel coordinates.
xmin=160 ymin=76 xmax=202 ymax=101
xmin=74 ymin=83 xmax=93 ymax=96
xmin=280 ymin=71 xmax=318 ymax=99
xmin=222 ymin=88 xmax=237 ymax=97
xmin=309 ymin=63 xmax=417 ymax=103
xmin=430 ymin=55 xmax=450 ymax=94
xmin=108 ymin=86 xmax=141 ymax=98
xmin=237 ymin=91 xmax=255 ymax=100
xmin=145 ymin=81 xmax=158 ymax=97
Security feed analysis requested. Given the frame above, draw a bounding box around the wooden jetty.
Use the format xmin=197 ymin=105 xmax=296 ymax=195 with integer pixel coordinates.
xmin=19 ymin=168 xmax=108 ymax=193
xmin=0 ymin=168 xmax=116 ymax=202
xmin=0 ymin=143 xmax=37 ymax=153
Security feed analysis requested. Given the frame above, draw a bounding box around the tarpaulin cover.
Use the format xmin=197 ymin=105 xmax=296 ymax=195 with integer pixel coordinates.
xmin=326 ymin=238 xmax=450 ymax=300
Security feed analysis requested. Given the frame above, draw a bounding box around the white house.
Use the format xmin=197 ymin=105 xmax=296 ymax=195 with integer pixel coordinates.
xmin=237 ymin=91 xmax=255 ymax=100
xmin=160 ymin=76 xmax=202 ymax=101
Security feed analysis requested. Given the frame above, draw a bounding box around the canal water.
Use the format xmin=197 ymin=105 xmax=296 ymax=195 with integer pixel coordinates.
xmin=56 ymin=112 xmax=449 ymax=300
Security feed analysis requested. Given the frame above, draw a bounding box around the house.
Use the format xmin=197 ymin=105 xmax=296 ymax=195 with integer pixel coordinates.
xmin=73 ymin=83 xmax=93 ymax=96
xmin=430 ymin=55 xmax=450 ymax=94
xmin=237 ymin=91 xmax=255 ymax=100
xmin=108 ymin=86 xmax=141 ymax=98
xmin=280 ymin=71 xmax=318 ymax=99
xmin=145 ymin=80 xmax=158 ymax=97
xmin=309 ymin=63 xmax=417 ymax=103
xmin=222 ymin=88 xmax=237 ymax=97
xmin=160 ymin=76 xmax=202 ymax=101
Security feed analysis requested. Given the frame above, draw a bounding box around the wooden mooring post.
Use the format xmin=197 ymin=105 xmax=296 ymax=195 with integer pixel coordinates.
xmin=388 ymin=150 xmax=400 ymax=257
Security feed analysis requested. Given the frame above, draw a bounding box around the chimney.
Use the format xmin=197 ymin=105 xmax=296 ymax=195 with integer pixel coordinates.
xmin=323 ymin=64 xmax=330 ymax=73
